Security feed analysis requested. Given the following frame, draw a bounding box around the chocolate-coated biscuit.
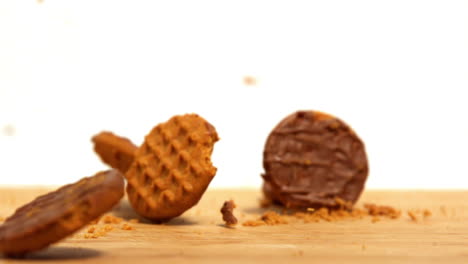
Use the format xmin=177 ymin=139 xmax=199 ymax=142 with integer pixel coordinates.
xmin=126 ymin=114 xmax=219 ymax=221
xmin=262 ymin=110 xmax=368 ymax=209
xmin=0 ymin=170 xmax=124 ymax=256
xmin=92 ymin=131 xmax=138 ymax=173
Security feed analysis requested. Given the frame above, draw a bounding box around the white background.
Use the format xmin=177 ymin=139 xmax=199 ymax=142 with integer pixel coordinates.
xmin=0 ymin=0 xmax=467 ymax=188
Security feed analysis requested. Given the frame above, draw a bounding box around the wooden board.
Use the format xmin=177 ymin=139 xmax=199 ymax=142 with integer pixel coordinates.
xmin=0 ymin=187 xmax=467 ymax=263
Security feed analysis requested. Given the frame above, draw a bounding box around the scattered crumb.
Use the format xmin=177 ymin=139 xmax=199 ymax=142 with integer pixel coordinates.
xmin=408 ymin=210 xmax=418 ymax=222
xmin=335 ymin=197 xmax=353 ymax=211
xmin=220 ymin=200 xmax=238 ymax=226
xmin=129 ymin=219 xmax=140 ymax=224
xmin=87 ymin=226 xmax=96 ymax=233
xmin=242 ymin=220 xmax=266 ymax=227
xmin=243 ymin=211 xmax=288 ymax=226
xmin=102 ymin=215 xmax=123 ymax=224
xmin=243 ymin=76 xmax=257 ymax=86
xmin=261 ymin=211 xmax=288 ymax=225
xmin=84 ymin=233 xmax=99 ymax=239
xmin=80 ymin=215 xmax=135 ymax=239
xmin=121 ymin=223 xmax=134 ymax=230
xmin=364 ymin=203 xmax=401 ymax=219
xmin=362 ymin=244 xmax=366 ymax=251
xmin=423 ymin=209 xmax=432 ymax=218
xmin=0 ymin=216 xmax=4 ymax=222
xmin=243 ymin=202 xmax=412 ymax=227
xmin=102 ymin=225 xmax=114 ymax=232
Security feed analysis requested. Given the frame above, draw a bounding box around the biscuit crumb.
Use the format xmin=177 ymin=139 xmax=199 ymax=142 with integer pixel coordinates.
xmin=87 ymin=226 xmax=96 ymax=233
xmin=84 ymin=233 xmax=99 ymax=239
xmin=0 ymin=216 xmax=4 ymax=222
xmin=243 ymin=76 xmax=257 ymax=86
xmin=102 ymin=215 xmax=123 ymax=224
xmin=243 ymin=211 xmax=288 ymax=226
xmin=102 ymin=224 xmax=114 ymax=232
xmin=261 ymin=211 xmax=288 ymax=225
xmin=335 ymin=197 xmax=353 ymax=211
xmin=362 ymin=244 xmax=366 ymax=251
xmin=129 ymin=218 xmax=140 ymax=223
xmin=121 ymin=223 xmax=134 ymax=230
xmin=408 ymin=210 xmax=418 ymax=222
xmin=364 ymin=203 xmax=401 ymax=219
xmin=423 ymin=209 xmax=432 ymax=218
xmin=220 ymin=200 xmax=238 ymax=226
xmin=242 ymin=220 xmax=266 ymax=227
xmin=371 ymin=216 xmax=380 ymax=223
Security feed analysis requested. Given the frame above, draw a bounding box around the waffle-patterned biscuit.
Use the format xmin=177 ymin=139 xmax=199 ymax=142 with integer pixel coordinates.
xmin=92 ymin=131 xmax=138 ymax=173
xmin=0 ymin=170 xmax=124 ymax=256
xmin=126 ymin=114 xmax=219 ymax=221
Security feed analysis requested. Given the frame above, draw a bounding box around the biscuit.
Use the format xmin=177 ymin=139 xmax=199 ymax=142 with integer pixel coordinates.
xmin=126 ymin=114 xmax=219 ymax=221
xmin=262 ymin=110 xmax=368 ymax=209
xmin=92 ymin=131 xmax=138 ymax=173
xmin=0 ymin=170 xmax=124 ymax=256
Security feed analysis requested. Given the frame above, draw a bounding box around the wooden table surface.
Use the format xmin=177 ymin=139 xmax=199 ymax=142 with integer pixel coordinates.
xmin=0 ymin=187 xmax=467 ymax=263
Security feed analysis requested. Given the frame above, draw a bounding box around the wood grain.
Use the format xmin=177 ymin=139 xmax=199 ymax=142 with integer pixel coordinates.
xmin=0 ymin=187 xmax=467 ymax=263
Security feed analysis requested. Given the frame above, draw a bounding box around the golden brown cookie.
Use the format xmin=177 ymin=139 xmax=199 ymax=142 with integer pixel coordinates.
xmin=0 ymin=170 xmax=124 ymax=257
xmin=92 ymin=131 xmax=138 ymax=173
xmin=126 ymin=114 xmax=219 ymax=221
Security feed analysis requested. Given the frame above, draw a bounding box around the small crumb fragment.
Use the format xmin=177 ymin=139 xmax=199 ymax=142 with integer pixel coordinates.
xmin=408 ymin=210 xmax=418 ymax=222
xmin=121 ymin=223 xmax=134 ymax=230
xmin=261 ymin=211 xmax=288 ymax=225
xmin=335 ymin=197 xmax=353 ymax=211
xmin=364 ymin=203 xmax=401 ymax=219
xmin=102 ymin=225 xmax=114 ymax=232
xmin=423 ymin=209 xmax=432 ymax=218
xmin=0 ymin=216 xmax=4 ymax=222
xmin=87 ymin=226 xmax=96 ymax=233
xmin=102 ymin=215 xmax=123 ymax=224
xmin=306 ymin=208 xmax=315 ymax=212
xmin=243 ymin=76 xmax=257 ymax=86
xmin=242 ymin=220 xmax=266 ymax=227
xmin=371 ymin=216 xmax=380 ymax=223
xmin=129 ymin=219 xmax=140 ymax=224
xmin=84 ymin=233 xmax=99 ymax=239
xmin=362 ymin=244 xmax=366 ymax=251
xmin=220 ymin=200 xmax=238 ymax=226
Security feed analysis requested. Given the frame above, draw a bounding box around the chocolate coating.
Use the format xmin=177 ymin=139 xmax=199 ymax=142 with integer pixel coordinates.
xmin=262 ymin=110 xmax=368 ymax=209
xmin=0 ymin=170 xmax=124 ymax=256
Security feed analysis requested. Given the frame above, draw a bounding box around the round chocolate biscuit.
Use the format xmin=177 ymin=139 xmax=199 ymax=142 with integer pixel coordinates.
xmin=0 ymin=170 xmax=124 ymax=256
xmin=262 ymin=110 xmax=368 ymax=209
xmin=126 ymin=114 xmax=219 ymax=221
xmin=92 ymin=131 xmax=138 ymax=173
